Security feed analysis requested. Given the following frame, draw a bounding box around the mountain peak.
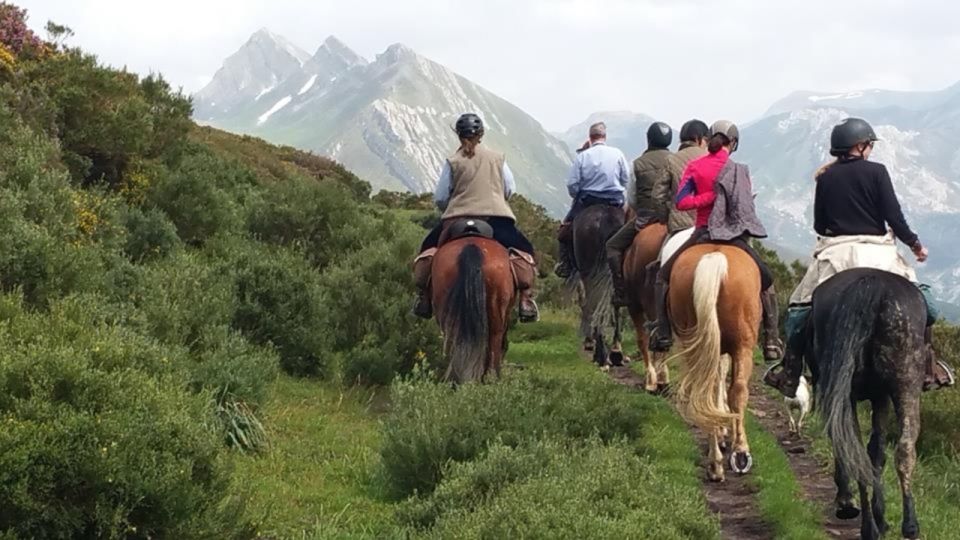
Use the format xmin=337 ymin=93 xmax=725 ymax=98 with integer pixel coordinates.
xmin=377 ymin=43 xmax=420 ymax=64
xmin=245 ymin=28 xmax=311 ymax=65
xmin=314 ymin=35 xmax=367 ymax=67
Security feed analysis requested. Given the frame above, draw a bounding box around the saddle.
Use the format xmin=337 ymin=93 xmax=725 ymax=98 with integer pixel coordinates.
xmin=438 ymin=218 xmax=494 ymax=247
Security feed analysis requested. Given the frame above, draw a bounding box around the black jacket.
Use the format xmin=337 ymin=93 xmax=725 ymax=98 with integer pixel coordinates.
xmin=814 ymin=158 xmax=919 ymax=248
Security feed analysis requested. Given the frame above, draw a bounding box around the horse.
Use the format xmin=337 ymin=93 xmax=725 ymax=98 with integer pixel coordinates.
xmin=803 ymin=268 xmax=926 ymax=540
xmin=668 ymin=244 xmax=761 ymax=482
xmin=431 ymin=229 xmax=516 ymax=384
xmin=623 ymin=221 xmax=669 ymax=392
xmin=570 ymin=203 xmax=626 ymax=367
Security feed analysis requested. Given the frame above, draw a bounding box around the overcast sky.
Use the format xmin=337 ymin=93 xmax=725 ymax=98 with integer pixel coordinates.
xmin=17 ymin=0 xmax=960 ymax=131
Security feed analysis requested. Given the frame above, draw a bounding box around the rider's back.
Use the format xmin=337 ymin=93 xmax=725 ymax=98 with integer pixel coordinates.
xmin=814 ymin=159 xmax=917 ymax=246
xmin=443 ymin=145 xmax=515 ymax=221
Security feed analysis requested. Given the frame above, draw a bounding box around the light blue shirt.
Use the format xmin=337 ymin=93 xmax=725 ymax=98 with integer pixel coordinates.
xmin=566 ymin=142 xmax=631 ymax=199
xmin=434 ymin=161 xmax=516 ymax=211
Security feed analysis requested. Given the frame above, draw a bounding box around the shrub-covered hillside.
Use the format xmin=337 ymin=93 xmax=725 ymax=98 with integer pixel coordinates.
xmin=0 ymin=5 xmax=479 ymax=536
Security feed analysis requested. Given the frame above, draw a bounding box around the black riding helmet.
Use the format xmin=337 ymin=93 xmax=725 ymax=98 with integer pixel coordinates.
xmin=646 ymin=121 xmax=673 ymax=149
xmin=830 ymin=117 xmax=878 ymax=157
xmin=679 ymin=119 xmax=709 ymax=142
xmin=455 ymin=113 xmax=484 ymax=139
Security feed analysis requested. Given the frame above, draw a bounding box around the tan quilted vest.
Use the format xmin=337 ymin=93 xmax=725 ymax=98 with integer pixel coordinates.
xmin=441 ymin=145 xmax=516 ymax=221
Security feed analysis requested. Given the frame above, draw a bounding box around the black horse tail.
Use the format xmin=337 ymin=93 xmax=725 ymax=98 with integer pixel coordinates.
xmin=816 ymin=276 xmax=883 ymax=488
xmin=441 ymin=244 xmax=489 ymax=384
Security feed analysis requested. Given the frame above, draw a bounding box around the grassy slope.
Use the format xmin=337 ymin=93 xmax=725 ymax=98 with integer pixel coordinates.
xmin=236 ymin=311 xmax=719 ymax=538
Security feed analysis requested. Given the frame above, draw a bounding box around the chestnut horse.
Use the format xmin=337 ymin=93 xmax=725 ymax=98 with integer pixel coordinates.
xmin=623 ymin=222 xmax=669 ymax=392
xmin=669 ymin=244 xmax=761 ymax=482
xmin=432 ymin=236 xmax=515 ymax=384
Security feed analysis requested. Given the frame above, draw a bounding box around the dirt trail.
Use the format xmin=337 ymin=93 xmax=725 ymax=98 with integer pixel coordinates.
xmin=748 ymin=380 xmax=861 ymax=540
xmin=607 ymin=366 xmax=772 ymax=540
xmin=607 ymin=365 xmax=861 ymax=540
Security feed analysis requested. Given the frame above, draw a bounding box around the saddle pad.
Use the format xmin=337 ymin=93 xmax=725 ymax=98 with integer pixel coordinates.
xmin=659 ymin=227 xmax=695 ymax=266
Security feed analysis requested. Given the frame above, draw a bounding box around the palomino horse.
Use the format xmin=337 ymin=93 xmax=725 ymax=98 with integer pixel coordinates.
xmin=571 ymin=204 xmax=626 ymax=367
xmin=803 ymin=269 xmax=926 ymax=540
xmin=623 ymin=222 xmax=669 ymax=392
xmin=432 ymin=233 xmax=515 ymax=384
xmin=669 ymin=244 xmax=761 ymax=482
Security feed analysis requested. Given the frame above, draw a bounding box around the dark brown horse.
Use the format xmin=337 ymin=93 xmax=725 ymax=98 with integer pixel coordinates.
xmin=623 ymin=222 xmax=669 ymax=392
xmin=668 ymin=244 xmax=761 ymax=482
xmin=431 ymin=235 xmax=515 ymax=384
xmin=571 ymin=204 xmax=626 ymax=367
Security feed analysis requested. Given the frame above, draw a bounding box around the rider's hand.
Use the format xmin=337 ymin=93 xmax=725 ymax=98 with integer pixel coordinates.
xmin=912 ymin=242 xmax=928 ymax=263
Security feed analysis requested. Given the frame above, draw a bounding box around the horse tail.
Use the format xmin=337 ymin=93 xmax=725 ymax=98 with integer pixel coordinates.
xmin=816 ymin=276 xmax=882 ymax=488
xmin=677 ymin=252 xmax=737 ymax=430
xmin=441 ymin=244 xmax=489 ymax=384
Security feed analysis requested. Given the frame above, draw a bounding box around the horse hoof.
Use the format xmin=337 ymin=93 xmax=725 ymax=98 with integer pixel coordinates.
xmin=707 ymin=468 xmax=725 ymax=483
xmin=656 ymin=382 xmax=671 ymax=396
xmin=609 ymin=351 xmax=624 ymax=367
xmin=718 ymin=440 xmax=730 ymax=454
xmin=835 ymin=504 xmax=860 ymax=520
xmin=730 ymin=452 xmax=753 ymax=474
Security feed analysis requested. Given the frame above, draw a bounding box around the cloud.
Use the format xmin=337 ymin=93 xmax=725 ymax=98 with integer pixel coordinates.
xmin=17 ymin=0 xmax=960 ymax=131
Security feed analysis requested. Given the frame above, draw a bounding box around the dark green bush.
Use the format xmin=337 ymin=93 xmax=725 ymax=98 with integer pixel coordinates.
xmin=247 ymin=176 xmax=376 ymax=269
xmin=229 ymin=243 xmax=331 ymax=377
xmin=399 ymin=438 xmax=720 ymax=539
xmin=121 ymin=206 xmax=181 ymax=262
xmin=0 ymin=311 xmax=250 ymax=538
xmin=380 ymin=371 xmax=648 ymax=498
xmin=321 ymin=227 xmax=444 ymax=386
xmin=147 ymin=152 xmax=246 ymax=245
xmin=136 ymin=250 xmax=236 ymax=349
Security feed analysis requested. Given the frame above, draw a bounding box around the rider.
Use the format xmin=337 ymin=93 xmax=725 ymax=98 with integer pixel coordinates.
xmin=649 ymin=120 xmax=784 ymax=361
xmin=604 ymin=121 xmax=680 ymax=306
xmin=604 ymin=119 xmax=710 ymax=306
xmin=554 ymin=122 xmax=631 ymax=278
xmin=764 ymin=117 xmax=955 ymax=396
xmin=411 ymin=113 xmax=540 ymax=323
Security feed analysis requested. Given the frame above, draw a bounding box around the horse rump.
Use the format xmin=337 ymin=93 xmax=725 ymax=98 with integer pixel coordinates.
xmin=440 ymin=243 xmax=489 ymax=384
xmin=813 ymin=270 xmax=923 ymax=489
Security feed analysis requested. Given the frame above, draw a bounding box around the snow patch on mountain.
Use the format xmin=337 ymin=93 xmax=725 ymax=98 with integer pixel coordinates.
xmin=257 ymin=96 xmax=292 ymax=125
xmin=298 ymin=74 xmax=318 ymax=95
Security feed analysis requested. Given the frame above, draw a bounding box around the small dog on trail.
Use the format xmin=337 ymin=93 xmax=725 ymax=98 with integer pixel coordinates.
xmin=786 ymin=375 xmax=812 ymax=435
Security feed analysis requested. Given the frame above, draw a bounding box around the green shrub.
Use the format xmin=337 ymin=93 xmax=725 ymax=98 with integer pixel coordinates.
xmin=399 ymin=438 xmax=720 ymax=539
xmin=0 ymin=322 xmax=250 ymax=538
xmin=380 ymin=371 xmax=648 ymax=498
xmin=229 ymin=243 xmax=331 ymax=377
xmin=147 ymin=151 xmax=246 ymax=245
xmin=321 ymin=224 xmax=443 ymax=386
xmin=121 ymin=206 xmax=181 ymax=262
xmin=922 ymin=324 xmax=960 ymax=456
xmin=247 ymin=176 xmax=376 ymax=269
xmin=136 ymin=250 xmax=236 ymax=349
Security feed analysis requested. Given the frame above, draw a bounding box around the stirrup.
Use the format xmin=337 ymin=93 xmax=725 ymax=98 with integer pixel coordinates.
xmin=648 ymin=328 xmax=672 ymax=352
xmin=519 ymin=298 xmax=540 ymax=323
xmin=924 ymin=360 xmax=956 ymax=391
xmin=763 ymin=338 xmax=785 ymax=362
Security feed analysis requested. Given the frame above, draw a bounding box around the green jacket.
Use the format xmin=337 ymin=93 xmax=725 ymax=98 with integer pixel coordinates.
xmin=629 ymin=148 xmax=678 ymax=225
xmin=668 ymin=143 xmax=708 ymax=233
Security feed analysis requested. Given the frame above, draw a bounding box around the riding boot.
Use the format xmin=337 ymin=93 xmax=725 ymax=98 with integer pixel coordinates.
xmin=510 ymin=249 xmax=540 ymax=323
xmin=411 ymin=249 xmax=436 ymax=319
xmin=554 ymin=223 xmax=574 ymax=278
xmin=607 ymin=252 xmax=628 ymax=308
xmin=763 ymin=305 xmax=810 ymax=398
xmin=648 ymin=275 xmax=673 ymax=352
xmin=760 ymin=286 xmax=785 ymax=362
xmin=923 ymin=326 xmax=956 ymax=391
